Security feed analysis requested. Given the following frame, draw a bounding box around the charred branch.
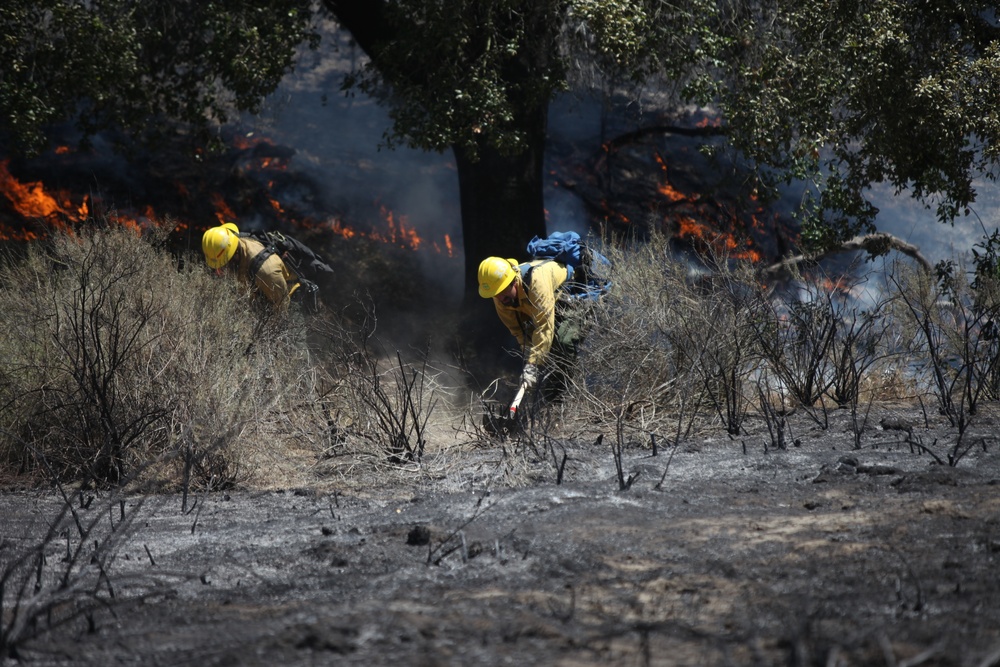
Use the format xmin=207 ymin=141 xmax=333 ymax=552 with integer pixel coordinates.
xmin=602 ymin=123 xmax=727 ymax=154
xmin=763 ymin=232 xmax=933 ymax=278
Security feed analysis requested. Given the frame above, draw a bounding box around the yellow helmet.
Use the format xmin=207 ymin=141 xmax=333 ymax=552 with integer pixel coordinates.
xmin=202 ymin=222 xmax=240 ymax=269
xmin=478 ymin=256 xmax=518 ymax=298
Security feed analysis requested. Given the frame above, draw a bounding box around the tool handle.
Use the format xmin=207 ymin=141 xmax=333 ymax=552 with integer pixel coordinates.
xmin=509 ymin=383 xmax=527 ymax=416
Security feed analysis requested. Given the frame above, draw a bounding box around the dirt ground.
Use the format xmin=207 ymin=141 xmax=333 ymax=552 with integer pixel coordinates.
xmin=4 ymin=401 xmax=1000 ymax=667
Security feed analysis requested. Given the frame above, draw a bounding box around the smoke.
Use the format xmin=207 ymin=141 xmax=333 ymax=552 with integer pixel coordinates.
xmin=245 ymin=25 xmax=464 ymax=302
xmin=2 ymin=18 xmax=999 ymax=369
xmin=866 ymin=179 xmax=1000 ymax=267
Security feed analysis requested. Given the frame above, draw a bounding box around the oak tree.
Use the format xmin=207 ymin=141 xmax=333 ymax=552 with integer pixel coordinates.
xmin=324 ymin=0 xmax=717 ymax=300
xmin=0 ymin=0 xmax=316 ymax=153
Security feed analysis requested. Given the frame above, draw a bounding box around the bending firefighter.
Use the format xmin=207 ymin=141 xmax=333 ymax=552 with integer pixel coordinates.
xmin=202 ymin=222 xmax=301 ymax=311
xmin=478 ymin=256 xmax=585 ymax=408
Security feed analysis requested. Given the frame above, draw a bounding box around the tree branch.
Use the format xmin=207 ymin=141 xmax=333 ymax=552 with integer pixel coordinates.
xmin=764 ymin=232 xmax=932 ymax=277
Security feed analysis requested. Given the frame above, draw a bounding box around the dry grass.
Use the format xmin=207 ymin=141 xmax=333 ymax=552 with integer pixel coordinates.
xmin=0 ymin=222 xmax=326 ymax=491
xmin=2 ymin=219 xmax=997 ymax=492
xmin=575 ymin=232 xmax=947 ymax=440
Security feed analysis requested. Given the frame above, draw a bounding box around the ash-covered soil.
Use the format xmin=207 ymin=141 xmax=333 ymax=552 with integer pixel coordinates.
xmin=4 ymin=403 xmax=1000 ymax=666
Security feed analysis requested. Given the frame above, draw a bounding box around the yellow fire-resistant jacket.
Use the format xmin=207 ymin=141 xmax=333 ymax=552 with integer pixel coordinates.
xmin=232 ymin=237 xmax=296 ymax=310
xmin=494 ymin=260 xmax=569 ymax=365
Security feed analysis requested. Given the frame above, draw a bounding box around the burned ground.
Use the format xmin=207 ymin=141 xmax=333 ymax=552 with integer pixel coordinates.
xmin=3 ymin=403 xmax=1000 ymax=666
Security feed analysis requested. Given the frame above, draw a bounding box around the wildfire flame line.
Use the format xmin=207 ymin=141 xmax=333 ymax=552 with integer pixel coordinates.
xmin=0 ymin=142 xmax=456 ymax=258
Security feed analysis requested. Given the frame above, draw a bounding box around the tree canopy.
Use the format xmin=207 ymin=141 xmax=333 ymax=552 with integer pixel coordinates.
xmin=716 ymin=0 xmax=1000 ymax=250
xmin=0 ymin=0 xmax=316 ymax=154
xmin=328 ymin=0 xmax=717 ymax=158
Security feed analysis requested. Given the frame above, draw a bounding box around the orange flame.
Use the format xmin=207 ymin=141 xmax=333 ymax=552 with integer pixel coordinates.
xmin=211 ymin=193 xmax=237 ymax=224
xmin=658 ymin=181 xmax=689 ymax=203
xmin=654 ymin=154 xmax=693 ymax=203
xmin=0 ymin=132 xmax=458 ymax=258
xmin=0 ymin=159 xmax=85 ymax=238
xmin=650 ymin=152 xmax=765 ymax=262
xmin=0 ymin=160 xmax=75 ymax=220
xmin=374 ymin=204 xmax=423 ymax=250
xmin=814 ymin=275 xmax=860 ymax=299
xmin=677 ymin=217 xmax=762 ymax=262
xmin=332 ymin=219 xmax=356 ymax=238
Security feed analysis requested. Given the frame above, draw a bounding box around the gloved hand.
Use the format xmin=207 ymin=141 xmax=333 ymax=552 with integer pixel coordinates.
xmin=519 ymin=362 xmax=539 ymax=390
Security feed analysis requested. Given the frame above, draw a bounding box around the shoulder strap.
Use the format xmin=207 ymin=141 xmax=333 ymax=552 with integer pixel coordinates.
xmin=240 ymin=232 xmax=277 ymax=281
xmin=521 ymin=258 xmax=574 ymax=289
xmin=241 ymin=231 xmax=287 ymax=282
xmin=242 ymin=231 xmax=304 ymax=283
xmin=519 ymin=260 xmax=549 ymax=289
xmin=247 ymin=246 xmax=274 ymax=281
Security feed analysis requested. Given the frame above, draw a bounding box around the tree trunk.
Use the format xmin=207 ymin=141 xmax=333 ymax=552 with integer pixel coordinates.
xmin=455 ymin=101 xmax=549 ymax=308
xmin=321 ymin=0 xmax=553 ymax=305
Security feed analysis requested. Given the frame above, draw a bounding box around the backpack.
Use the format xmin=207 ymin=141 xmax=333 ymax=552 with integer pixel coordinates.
xmin=243 ymin=230 xmax=335 ymax=310
xmin=524 ymin=231 xmax=612 ymax=301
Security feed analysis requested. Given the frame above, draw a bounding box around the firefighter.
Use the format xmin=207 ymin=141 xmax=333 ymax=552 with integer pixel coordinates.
xmin=201 ymin=222 xmax=297 ymax=311
xmin=478 ymin=256 xmax=582 ymax=401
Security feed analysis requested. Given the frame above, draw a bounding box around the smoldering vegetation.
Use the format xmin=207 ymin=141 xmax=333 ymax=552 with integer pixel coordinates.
xmin=3 ymin=222 xmax=1000 ymax=491
xmin=3 ymin=219 xmax=1000 ymax=661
